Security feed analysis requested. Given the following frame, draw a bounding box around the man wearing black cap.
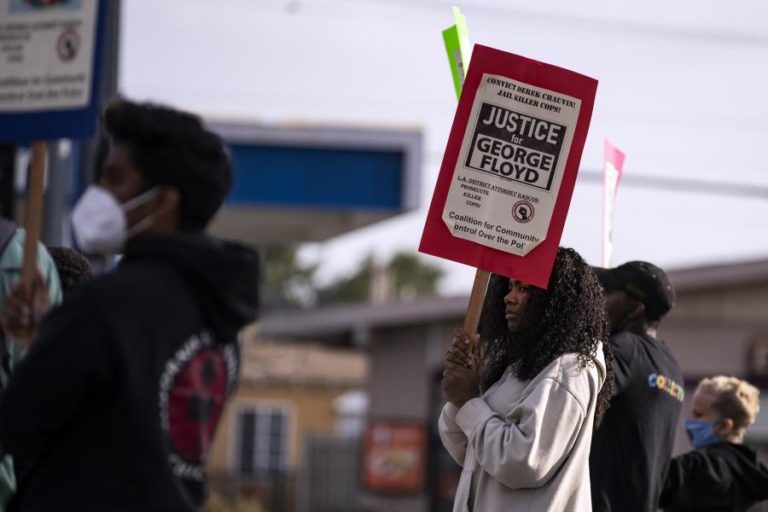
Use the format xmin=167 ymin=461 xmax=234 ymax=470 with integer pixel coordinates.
xmin=590 ymin=261 xmax=684 ymax=512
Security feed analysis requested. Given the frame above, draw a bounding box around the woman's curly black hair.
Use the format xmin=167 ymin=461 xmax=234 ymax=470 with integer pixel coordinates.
xmin=477 ymin=247 xmax=615 ymax=428
xmin=47 ymin=246 xmax=94 ymax=297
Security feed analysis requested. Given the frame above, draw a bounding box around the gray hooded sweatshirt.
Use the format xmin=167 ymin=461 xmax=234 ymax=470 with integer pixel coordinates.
xmin=439 ymin=345 xmax=606 ymax=512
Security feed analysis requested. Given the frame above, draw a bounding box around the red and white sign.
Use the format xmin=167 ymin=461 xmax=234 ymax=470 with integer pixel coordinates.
xmin=602 ymin=139 xmax=626 ymax=267
xmin=419 ymin=45 xmax=598 ymax=288
xmin=362 ymin=421 xmax=427 ymax=494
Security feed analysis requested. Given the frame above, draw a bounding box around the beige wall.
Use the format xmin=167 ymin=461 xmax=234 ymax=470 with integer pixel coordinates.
xmin=663 ymin=282 xmax=768 ymax=378
xmin=208 ymin=381 xmax=353 ymax=474
xmin=662 ymin=324 xmax=759 ymax=377
xmin=670 ymin=283 xmax=768 ymax=323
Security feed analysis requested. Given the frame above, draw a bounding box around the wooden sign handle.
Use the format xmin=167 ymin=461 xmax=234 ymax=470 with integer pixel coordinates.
xmin=463 ymin=268 xmax=490 ymax=343
xmin=21 ymin=142 xmax=47 ymax=295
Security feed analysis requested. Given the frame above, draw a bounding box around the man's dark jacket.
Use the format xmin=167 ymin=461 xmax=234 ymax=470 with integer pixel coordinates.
xmin=0 ymin=234 xmax=260 ymax=511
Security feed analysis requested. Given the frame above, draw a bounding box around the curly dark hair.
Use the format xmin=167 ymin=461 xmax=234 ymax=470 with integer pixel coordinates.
xmin=47 ymin=246 xmax=94 ymax=295
xmin=101 ymin=99 xmax=232 ymax=231
xmin=477 ymin=247 xmax=615 ymax=427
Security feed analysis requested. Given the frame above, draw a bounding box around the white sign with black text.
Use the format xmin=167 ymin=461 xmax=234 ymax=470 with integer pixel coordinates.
xmin=442 ymin=74 xmax=581 ymax=256
xmin=0 ymin=0 xmax=98 ymax=112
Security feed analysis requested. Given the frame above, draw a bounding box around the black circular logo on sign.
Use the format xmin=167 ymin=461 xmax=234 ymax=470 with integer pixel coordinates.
xmin=57 ymin=28 xmax=80 ymax=62
xmin=512 ymin=200 xmax=535 ymax=223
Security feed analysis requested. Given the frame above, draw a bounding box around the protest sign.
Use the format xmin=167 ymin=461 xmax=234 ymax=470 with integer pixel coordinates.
xmin=0 ymin=0 xmax=106 ymax=291
xmin=0 ymin=0 xmax=107 ymax=142
xmin=602 ymin=139 xmax=625 ymax=267
xmin=420 ymin=44 xmax=598 ymax=289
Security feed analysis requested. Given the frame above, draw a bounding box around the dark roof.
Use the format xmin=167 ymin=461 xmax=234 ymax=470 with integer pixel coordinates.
xmin=260 ymin=258 xmax=768 ymax=341
xmin=668 ymin=258 xmax=768 ymax=292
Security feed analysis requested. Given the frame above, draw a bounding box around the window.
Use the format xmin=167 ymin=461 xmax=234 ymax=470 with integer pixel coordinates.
xmin=333 ymin=390 xmax=369 ymax=439
xmin=236 ymin=405 xmax=290 ymax=477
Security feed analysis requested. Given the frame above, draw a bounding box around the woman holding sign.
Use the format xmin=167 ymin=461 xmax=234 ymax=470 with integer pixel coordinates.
xmin=439 ymin=247 xmax=614 ymax=512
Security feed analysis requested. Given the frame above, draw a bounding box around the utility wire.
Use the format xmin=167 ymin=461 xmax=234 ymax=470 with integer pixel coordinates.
xmin=577 ymin=170 xmax=768 ymax=200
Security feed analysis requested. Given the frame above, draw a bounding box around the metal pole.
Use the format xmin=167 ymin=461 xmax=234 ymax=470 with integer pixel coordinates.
xmin=41 ymin=141 xmax=70 ymax=246
xmin=78 ymin=0 xmax=121 ymax=190
xmin=0 ymin=144 xmax=15 ymax=221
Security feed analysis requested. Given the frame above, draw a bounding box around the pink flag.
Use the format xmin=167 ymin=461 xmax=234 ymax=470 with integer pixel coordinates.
xmin=602 ymin=139 xmax=625 ymax=267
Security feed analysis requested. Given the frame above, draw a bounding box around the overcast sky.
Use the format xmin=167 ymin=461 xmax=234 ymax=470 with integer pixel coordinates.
xmin=120 ymin=0 xmax=768 ymax=294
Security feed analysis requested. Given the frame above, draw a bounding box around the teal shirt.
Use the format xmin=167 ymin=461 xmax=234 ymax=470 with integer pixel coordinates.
xmin=0 ymin=230 xmax=62 ymax=510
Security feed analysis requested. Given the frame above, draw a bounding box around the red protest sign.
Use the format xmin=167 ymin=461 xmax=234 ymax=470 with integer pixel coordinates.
xmin=419 ymin=45 xmax=598 ymax=289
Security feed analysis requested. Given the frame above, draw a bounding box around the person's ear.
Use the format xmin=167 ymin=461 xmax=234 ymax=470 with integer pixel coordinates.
xmin=715 ymin=417 xmax=735 ymax=439
xmin=627 ymin=301 xmax=645 ymax=322
xmin=152 ymin=186 xmax=181 ymax=226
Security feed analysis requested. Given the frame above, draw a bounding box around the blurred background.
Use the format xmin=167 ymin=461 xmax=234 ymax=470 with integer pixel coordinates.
xmin=2 ymin=1 xmax=767 ymax=511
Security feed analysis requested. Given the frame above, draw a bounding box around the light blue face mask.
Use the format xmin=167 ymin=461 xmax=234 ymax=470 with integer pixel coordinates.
xmin=684 ymin=419 xmax=721 ymax=449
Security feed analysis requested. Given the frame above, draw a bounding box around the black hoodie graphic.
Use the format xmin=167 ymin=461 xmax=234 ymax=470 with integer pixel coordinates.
xmin=0 ymin=235 xmax=259 ymax=511
xmin=660 ymin=442 xmax=768 ymax=512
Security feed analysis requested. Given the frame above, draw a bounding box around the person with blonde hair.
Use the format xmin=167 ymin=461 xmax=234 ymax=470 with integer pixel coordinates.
xmin=660 ymin=375 xmax=768 ymax=512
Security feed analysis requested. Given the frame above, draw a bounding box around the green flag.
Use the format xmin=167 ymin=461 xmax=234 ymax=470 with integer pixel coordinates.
xmin=442 ymin=6 xmax=471 ymax=99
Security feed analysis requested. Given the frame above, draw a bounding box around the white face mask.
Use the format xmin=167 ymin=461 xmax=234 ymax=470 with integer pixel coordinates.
xmin=71 ymin=185 xmax=159 ymax=254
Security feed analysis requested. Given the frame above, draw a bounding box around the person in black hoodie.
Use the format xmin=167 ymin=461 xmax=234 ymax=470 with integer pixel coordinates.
xmin=0 ymin=100 xmax=260 ymax=511
xmin=660 ymin=376 xmax=768 ymax=512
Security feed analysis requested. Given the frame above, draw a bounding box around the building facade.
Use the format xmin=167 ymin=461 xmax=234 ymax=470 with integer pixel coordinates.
xmin=207 ymin=330 xmax=368 ymax=512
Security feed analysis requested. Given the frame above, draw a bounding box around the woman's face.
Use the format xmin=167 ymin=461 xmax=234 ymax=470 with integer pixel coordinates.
xmin=503 ymin=279 xmax=534 ymax=334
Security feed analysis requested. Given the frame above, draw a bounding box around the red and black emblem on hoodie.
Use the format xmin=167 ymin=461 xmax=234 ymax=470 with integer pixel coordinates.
xmin=159 ymin=330 xmax=239 ymax=481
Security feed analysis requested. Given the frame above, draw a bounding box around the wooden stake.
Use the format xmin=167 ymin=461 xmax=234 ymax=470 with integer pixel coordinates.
xmin=21 ymin=141 xmax=47 ymax=295
xmin=462 ymin=268 xmax=490 ymax=342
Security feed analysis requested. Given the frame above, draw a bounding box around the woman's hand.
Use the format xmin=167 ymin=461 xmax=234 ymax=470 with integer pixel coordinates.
xmin=444 ymin=329 xmax=478 ymax=368
xmin=442 ymin=329 xmax=481 ymax=408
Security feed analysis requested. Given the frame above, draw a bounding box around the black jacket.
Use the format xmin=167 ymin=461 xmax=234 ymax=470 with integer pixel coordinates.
xmin=660 ymin=442 xmax=768 ymax=512
xmin=0 ymin=235 xmax=260 ymax=511
xmin=590 ymin=331 xmax=684 ymax=512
